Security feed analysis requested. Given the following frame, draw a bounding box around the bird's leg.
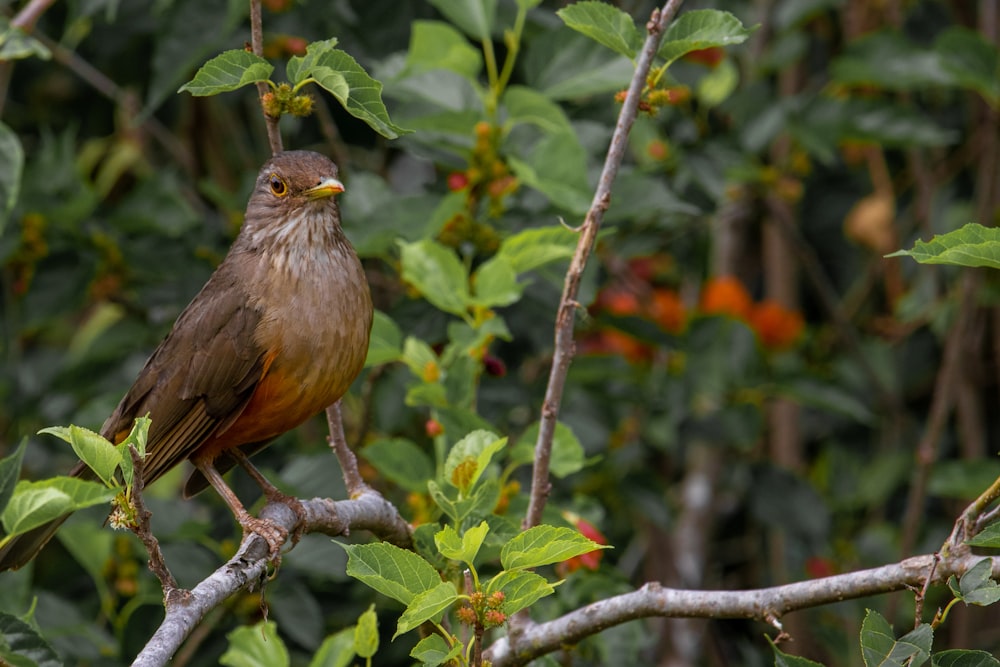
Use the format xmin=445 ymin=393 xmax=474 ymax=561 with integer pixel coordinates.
xmin=193 ymin=458 xmax=287 ymax=559
xmin=230 ymin=449 xmax=307 ymax=543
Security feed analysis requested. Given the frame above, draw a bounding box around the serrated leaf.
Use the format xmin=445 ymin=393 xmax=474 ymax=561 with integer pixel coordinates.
xmin=1 ymin=478 xmax=114 ymax=537
xmin=360 ymin=438 xmax=434 ymax=493
xmin=399 ymin=239 xmax=470 ymax=317
xmin=428 ymin=0 xmax=497 ymax=41
xmin=178 ymin=49 xmax=274 ymax=96
xmin=115 ymin=416 xmax=151 ymax=487
xmin=394 ymin=582 xmax=459 ymax=638
xmin=296 ymin=47 xmax=409 ymax=139
xmin=341 ymin=542 xmax=441 ymax=606
xmin=0 ymin=122 xmax=23 ymax=235
xmin=410 ymin=634 xmax=462 ymax=667
xmin=486 ymin=570 xmax=555 ymax=616
xmin=497 ymin=226 xmax=578 ymax=274
xmin=365 ymin=310 xmax=404 ymax=367
xmin=511 ymin=421 xmax=586 ymax=478
xmin=353 ymin=605 xmax=379 ymax=659
xmin=285 ymin=37 xmax=339 ymax=83
xmin=435 ymin=520 xmax=489 ymax=566
xmin=38 ymin=424 xmax=119 ymax=487
xmin=658 ymin=10 xmax=753 ymax=66
xmin=967 ymin=520 xmax=1000 ymax=548
xmin=406 ymin=20 xmax=482 ymax=80
xmin=557 ymin=1 xmax=642 ymax=59
xmin=933 ymin=649 xmax=1000 ymax=667
xmin=887 ymin=223 xmax=1000 ymax=270
xmin=444 ymin=430 xmax=507 ymax=493
xmin=948 ymin=558 xmax=1000 ymax=606
xmin=0 ymin=611 xmax=61 ymax=667
xmin=500 ymin=524 xmax=610 ymax=570
xmin=308 ymin=627 xmax=355 ymax=667
xmin=0 ymin=439 xmax=26 ymax=515
xmin=471 ymin=256 xmax=523 ymax=308
xmin=860 ymin=609 xmax=931 ymax=667
xmin=220 ymin=621 xmax=289 ymax=667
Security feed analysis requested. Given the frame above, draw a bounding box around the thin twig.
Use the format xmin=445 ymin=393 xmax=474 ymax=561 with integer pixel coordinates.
xmin=524 ymin=0 xmax=686 ymax=531
xmin=127 ymin=445 xmax=180 ymax=598
xmin=249 ymin=0 xmax=283 ymax=155
xmin=326 ymin=400 xmax=369 ymax=497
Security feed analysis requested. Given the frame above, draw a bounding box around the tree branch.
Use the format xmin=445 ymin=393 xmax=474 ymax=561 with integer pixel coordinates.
xmin=132 ymin=491 xmax=410 ymax=666
xmin=487 ymin=551 xmax=993 ymax=667
xmin=524 ymin=0 xmax=686 ymax=531
xmin=326 ymin=400 xmax=370 ymax=497
xmin=250 ymin=0 xmax=283 ymax=155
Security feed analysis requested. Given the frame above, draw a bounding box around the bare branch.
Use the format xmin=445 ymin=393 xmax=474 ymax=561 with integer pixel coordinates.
xmin=250 ymin=0 xmax=283 ymax=155
xmin=126 ymin=445 xmax=179 ymax=597
xmin=524 ymin=0 xmax=687 ymax=531
xmin=132 ymin=491 xmax=410 ymax=666
xmin=326 ymin=400 xmax=370 ymax=497
xmin=488 ymin=552 xmax=993 ymax=667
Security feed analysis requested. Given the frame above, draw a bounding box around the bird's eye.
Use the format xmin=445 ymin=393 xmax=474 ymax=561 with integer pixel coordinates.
xmin=269 ymin=174 xmax=288 ymax=196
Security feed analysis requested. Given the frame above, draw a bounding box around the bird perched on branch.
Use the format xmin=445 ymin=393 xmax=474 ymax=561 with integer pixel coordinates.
xmin=0 ymin=150 xmax=373 ymax=571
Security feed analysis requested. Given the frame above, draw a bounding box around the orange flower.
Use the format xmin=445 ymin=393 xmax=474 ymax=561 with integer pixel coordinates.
xmin=558 ymin=513 xmax=608 ymax=575
xmin=699 ymin=275 xmax=753 ymax=320
xmin=749 ymin=300 xmax=804 ymax=350
xmin=648 ymin=288 xmax=686 ymax=334
xmin=594 ymin=285 xmax=642 ymax=317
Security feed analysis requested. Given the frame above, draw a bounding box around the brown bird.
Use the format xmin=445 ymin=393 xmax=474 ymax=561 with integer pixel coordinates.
xmin=0 ymin=150 xmax=373 ymax=571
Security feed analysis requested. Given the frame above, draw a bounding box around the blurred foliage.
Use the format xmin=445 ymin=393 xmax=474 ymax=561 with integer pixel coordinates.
xmin=1 ymin=0 xmax=999 ymax=665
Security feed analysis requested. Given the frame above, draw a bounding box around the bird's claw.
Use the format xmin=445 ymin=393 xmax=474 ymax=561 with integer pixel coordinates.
xmin=241 ymin=516 xmax=288 ymax=562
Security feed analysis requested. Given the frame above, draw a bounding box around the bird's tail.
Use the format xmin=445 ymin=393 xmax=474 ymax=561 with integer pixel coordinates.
xmin=0 ymin=461 xmax=97 ymax=572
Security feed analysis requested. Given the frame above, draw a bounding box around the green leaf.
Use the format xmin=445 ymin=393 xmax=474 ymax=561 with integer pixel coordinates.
xmin=427 ymin=0 xmax=496 ymax=41
xmin=511 ymin=421 xmax=586 ymax=478
xmin=435 ymin=520 xmax=489 ymax=566
xmin=0 ymin=18 xmax=52 ymax=60
xmin=394 ymin=582 xmax=459 ymax=638
xmin=556 ymin=1 xmax=642 ymax=60
xmin=831 ymin=31 xmax=953 ymax=91
xmin=406 ymin=20 xmax=482 ymax=80
xmin=935 ymin=27 xmax=1000 ymax=106
xmin=220 ymin=621 xmax=289 ymax=667
xmin=399 ymin=239 xmax=471 ymax=317
xmin=410 ymin=634 xmax=462 ymax=667
xmin=0 ymin=122 xmax=23 ymax=234
xmin=947 ymin=559 xmax=1000 ymax=606
xmin=114 ymin=416 xmax=151 ymax=487
xmin=1 ymin=478 xmax=114 ymax=537
xmin=0 ymin=611 xmax=61 ymax=667
xmin=360 ymin=438 xmax=434 ymax=493
xmin=523 ymin=28 xmax=634 ymax=100
xmin=929 ymin=461 xmax=1000 ymax=501
xmin=365 ymin=310 xmax=404 ymax=367
xmin=507 ymin=131 xmax=591 ymax=214
xmin=967 ymin=520 xmax=1000 ymax=548
xmin=697 ymin=57 xmax=739 ymax=107
xmin=933 ymin=650 xmax=1000 ymax=667
xmin=768 ymin=635 xmax=826 ymax=666
xmin=472 ymin=256 xmax=523 ymax=308
xmin=353 ymin=605 xmax=379 ymax=659
xmin=38 ymin=425 xmax=120 ymax=488
xmin=886 ymin=223 xmax=1000 ymax=270
xmin=497 ymin=226 xmax=578 ymax=274
xmin=658 ymin=10 xmax=753 ymax=66
xmin=486 ymin=570 xmax=555 ymax=616
xmin=444 ymin=430 xmax=507 ymax=493
xmin=859 ymin=609 xmax=931 ymax=667
xmin=177 ymin=49 xmax=274 ymax=96
xmin=503 ymin=85 xmax=575 ymax=136
xmin=308 ymin=627 xmax=355 ymax=667
xmin=0 ymin=439 xmax=26 ymax=515
xmin=500 ymin=524 xmax=610 ymax=570
xmin=341 ymin=542 xmax=441 ymax=605
xmin=291 ymin=44 xmax=409 ymax=139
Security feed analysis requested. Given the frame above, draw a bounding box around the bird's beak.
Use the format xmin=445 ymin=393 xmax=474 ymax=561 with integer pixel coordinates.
xmin=305 ymin=177 xmax=345 ymax=199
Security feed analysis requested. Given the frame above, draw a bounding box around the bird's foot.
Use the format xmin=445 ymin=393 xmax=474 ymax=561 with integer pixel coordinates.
xmin=262 ymin=490 xmax=308 ymax=545
xmin=240 ymin=516 xmax=288 ymax=562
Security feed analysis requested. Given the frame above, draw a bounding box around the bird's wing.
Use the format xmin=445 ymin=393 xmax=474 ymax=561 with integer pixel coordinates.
xmin=101 ymin=261 xmax=266 ymax=485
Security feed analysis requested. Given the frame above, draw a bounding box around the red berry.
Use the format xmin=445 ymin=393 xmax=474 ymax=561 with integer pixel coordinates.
xmin=447 ymin=171 xmax=469 ymax=191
